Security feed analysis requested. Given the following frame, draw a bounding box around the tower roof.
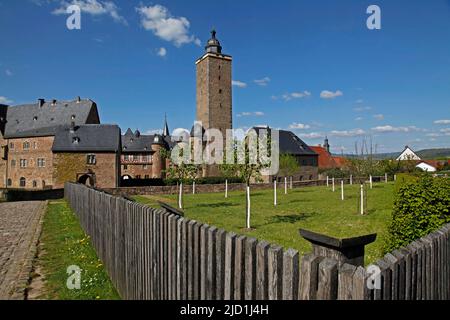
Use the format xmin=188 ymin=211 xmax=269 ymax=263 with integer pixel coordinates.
xmin=163 ymin=113 xmax=170 ymax=137
xmin=205 ymin=29 xmax=222 ymax=54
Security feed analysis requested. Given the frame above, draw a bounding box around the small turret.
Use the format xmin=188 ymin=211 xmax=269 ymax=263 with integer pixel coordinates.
xmin=205 ymin=29 xmax=222 ymax=54
xmin=324 ymin=136 xmax=330 ymax=153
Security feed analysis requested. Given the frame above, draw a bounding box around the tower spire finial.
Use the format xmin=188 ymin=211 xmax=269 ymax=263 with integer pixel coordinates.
xmin=163 ymin=113 xmax=170 ymax=137
xmin=205 ymin=28 xmax=222 ymax=54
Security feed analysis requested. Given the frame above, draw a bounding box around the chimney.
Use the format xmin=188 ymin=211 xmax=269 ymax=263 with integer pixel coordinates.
xmin=52 ymin=99 xmax=57 ymax=106
xmin=76 ymin=96 xmax=81 ymax=103
xmin=38 ymin=99 xmax=45 ymax=108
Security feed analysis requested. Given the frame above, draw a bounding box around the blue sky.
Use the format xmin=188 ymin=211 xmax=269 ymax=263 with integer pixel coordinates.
xmin=1 ymin=0 xmax=449 ymax=153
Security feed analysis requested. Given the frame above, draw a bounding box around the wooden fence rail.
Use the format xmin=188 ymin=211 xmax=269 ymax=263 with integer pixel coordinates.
xmin=65 ymin=183 xmax=450 ymax=300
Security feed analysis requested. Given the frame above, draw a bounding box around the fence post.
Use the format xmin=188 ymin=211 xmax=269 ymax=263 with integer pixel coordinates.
xmin=299 ymin=254 xmax=323 ymax=300
xmin=256 ymin=241 xmax=269 ymax=300
xmin=267 ymin=245 xmax=283 ymax=300
xmin=244 ymin=238 xmax=257 ymax=300
xmin=317 ymin=258 xmax=338 ymax=300
xmin=338 ymin=263 xmax=356 ymax=300
xmin=224 ymin=232 xmax=237 ymax=300
xmin=282 ymin=249 xmax=299 ymax=300
xmin=234 ymin=235 xmax=246 ymax=300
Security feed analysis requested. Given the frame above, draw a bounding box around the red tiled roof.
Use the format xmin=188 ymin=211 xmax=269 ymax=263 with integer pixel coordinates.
xmin=310 ymin=146 xmax=336 ymax=169
xmin=333 ymin=156 xmax=348 ymax=167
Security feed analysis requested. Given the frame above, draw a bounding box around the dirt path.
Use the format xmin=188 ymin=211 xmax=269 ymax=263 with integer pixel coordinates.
xmin=0 ymin=201 xmax=46 ymax=300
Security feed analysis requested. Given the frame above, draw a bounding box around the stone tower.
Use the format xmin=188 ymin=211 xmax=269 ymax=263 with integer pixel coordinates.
xmin=196 ymin=30 xmax=232 ymax=137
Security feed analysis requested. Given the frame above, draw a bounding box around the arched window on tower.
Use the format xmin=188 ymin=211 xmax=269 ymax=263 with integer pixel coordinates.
xmin=19 ymin=177 xmax=26 ymax=187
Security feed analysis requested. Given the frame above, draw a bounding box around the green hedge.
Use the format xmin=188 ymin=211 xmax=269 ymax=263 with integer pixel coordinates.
xmin=385 ymin=175 xmax=450 ymax=252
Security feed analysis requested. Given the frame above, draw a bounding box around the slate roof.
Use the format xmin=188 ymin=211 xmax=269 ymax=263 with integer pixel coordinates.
xmin=121 ymin=128 xmax=176 ymax=153
xmin=252 ymin=127 xmax=318 ymax=156
xmin=122 ymin=129 xmax=155 ymax=153
xmin=52 ymin=124 xmax=121 ymax=152
xmin=2 ymin=99 xmax=99 ymax=138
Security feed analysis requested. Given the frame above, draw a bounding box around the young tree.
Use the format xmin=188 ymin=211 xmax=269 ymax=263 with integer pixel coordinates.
xmin=220 ymin=130 xmax=275 ymax=229
xmin=161 ymin=147 xmax=200 ymax=209
xmin=278 ymin=153 xmax=299 ymax=193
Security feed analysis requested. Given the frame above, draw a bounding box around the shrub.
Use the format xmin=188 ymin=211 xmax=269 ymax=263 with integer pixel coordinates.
xmin=385 ymin=175 xmax=450 ymax=253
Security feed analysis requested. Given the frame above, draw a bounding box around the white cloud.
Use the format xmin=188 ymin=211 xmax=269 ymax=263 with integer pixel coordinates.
xmin=254 ymin=77 xmax=270 ymax=86
xmin=232 ymin=80 xmax=247 ymax=88
xmin=355 ymin=117 xmax=363 ymax=121
xmin=280 ymin=91 xmax=311 ymax=101
xmin=53 ymin=0 xmax=127 ymax=25
xmin=0 ymin=96 xmax=13 ymax=104
xmin=320 ymin=90 xmax=343 ymax=99
xmin=373 ymin=114 xmax=384 ymax=120
xmin=298 ymin=132 xmax=323 ymax=139
xmin=5 ymin=69 xmax=13 ymax=76
xmin=434 ymin=119 xmax=450 ymax=125
xmin=440 ymin=128 xmax=450 ymax=133
xmin=237 ymin=111 xmax=264 ymax=117
xmin=136 ymin=4 xmax=200 ymax=47
xmin=330 ymin=129 xmax=366 ymax=137
xmin=157 ymin=47 xmax=167 ymax=57
xmin=371 ymin=125 xmax=423 ymax=133
xmin=355 ymin=99 xmax=364 ymax=104
xmin=353 ymin=106 xmax=372 ymax=112
xmin=289 ymin=123 xmax=311 ymax=130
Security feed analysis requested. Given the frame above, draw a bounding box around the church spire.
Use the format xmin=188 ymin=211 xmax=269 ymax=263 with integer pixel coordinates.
xmin=163 ymin=113 xmax=170 ymax=137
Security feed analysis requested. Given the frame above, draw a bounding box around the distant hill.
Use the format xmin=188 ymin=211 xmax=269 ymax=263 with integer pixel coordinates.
xmin=335 ymin=148 xmax=450 ymax=160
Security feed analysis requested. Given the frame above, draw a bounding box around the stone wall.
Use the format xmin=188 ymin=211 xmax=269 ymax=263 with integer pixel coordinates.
xmin=53 ymin=152 xmax=119 ymax=189
xmin=102 ymin=179 xmax=331 ymax=197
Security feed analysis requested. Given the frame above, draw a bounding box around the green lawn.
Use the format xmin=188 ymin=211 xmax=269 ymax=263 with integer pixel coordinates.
xmin=134 ymin=182 xmax=395 ymax=265
xmin=37 ymin=201 xmax=120 ymax=300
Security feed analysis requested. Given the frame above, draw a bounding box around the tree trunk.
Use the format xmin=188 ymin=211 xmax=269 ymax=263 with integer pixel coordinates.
xmin=284 ymin=177 xmax=287 ymax=194
xmin=178 ymin=182 xmax=183 ymax=209
xmin=274 ymin=180 xmax=277 ymax=206
xmin=246 ymin=184 xmax=251 ymax=229
xmin=225 ymin=179 xmax=228 ymax=198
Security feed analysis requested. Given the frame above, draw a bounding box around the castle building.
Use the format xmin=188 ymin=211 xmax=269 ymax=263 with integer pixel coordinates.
xmin=0 ymin=98 xmax=121 ymax=189
xmin=252 ymin=127 xmax=319 ymax=182
xmin=120 ymin=117 xmax=174 ymax=180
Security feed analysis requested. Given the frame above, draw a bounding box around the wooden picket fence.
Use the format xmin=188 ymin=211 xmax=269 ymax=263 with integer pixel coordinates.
xmin=65 ymin=183 xmax=450 ymax=300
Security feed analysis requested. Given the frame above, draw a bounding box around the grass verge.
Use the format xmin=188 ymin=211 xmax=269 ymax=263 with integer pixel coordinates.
xmin=36 ymin=200 xmax=120 ymax=300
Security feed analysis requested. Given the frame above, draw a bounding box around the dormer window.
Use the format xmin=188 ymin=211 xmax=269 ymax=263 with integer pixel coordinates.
xmin=72 ymin=137 xmax=80 ymax=144
xmin=33 ymin=116 xmax=38 ymax=121
xmin=71 ymin=115 xmax=76 ymax=120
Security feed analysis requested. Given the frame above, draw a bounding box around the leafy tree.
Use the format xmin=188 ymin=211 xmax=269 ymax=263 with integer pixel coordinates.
xmin=161 ymin=147 xmax=200 ymax=209
xmin=219 ymin=130 xmax=274 ymax=229
xmin=278 ymin=153 xmax=299 ymax=192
